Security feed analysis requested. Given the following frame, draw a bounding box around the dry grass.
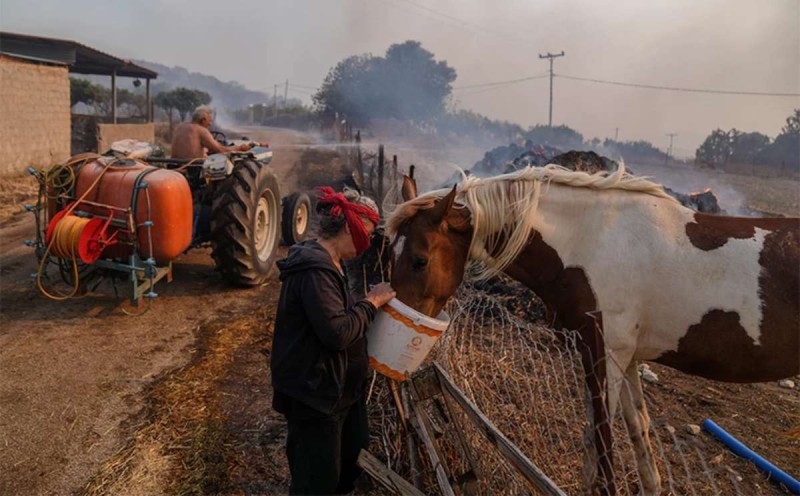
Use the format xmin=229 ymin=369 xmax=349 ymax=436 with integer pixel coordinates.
xmin=0 ymin=172 xmax=38 ymax=223
xmin=721 ymin=173 xmax=800 ymax=217
xmin=79 ymin=311 xmax=266 ymax=496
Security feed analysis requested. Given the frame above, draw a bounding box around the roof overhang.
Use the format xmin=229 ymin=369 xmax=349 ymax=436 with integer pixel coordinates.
xmin=0 ymin=31 xmax=157 ymax=79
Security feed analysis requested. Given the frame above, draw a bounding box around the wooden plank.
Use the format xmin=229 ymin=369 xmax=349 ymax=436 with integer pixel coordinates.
xmin=357 ymin=450 xmax=426 ymax=496
xmin=433 ymin=363 xmax=566 ymax=496
xmin=441 ymin=389 xmax=481 ymax=495
xmin=401 ymin=385 xmax=425 ymax=490
xmin=407 ymin=381 xmax=456 ymax=496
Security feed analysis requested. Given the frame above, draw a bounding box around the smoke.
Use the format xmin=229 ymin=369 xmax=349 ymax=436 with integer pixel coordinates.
xmin=630 ymin=163 xmax=750 ymax=215
xmin=361 ymin=122 xmax=510 ymax=192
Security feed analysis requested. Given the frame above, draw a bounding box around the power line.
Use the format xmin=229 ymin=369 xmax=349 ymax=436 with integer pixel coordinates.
xmin=393 ymin=0 xmax=518 ymax=40
xmin=376 ymin=0 xmax=488 ymax=39
xmin=556 ymin=74 xmax=800 ymax=97
xmin=376 ymin=0 xmax=539 ymax=52
xmin=290 ymin=83 xmax=319 ymax=91
xmin=453 ymin=73 xmax=549 ymax=91
xmin=457 ymin=77 xmax=549 ymax=98
xmin=288 ymin=86 xmax=316 ymax=95
xmin=452 ymin=72 xmax=799 ymax=98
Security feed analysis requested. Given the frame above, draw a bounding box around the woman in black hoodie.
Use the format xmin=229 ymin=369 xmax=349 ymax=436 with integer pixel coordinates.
xmin=271 ymin=187 xmax=395 ymax=495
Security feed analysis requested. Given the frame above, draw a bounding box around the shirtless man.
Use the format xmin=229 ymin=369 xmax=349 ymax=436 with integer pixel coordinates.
xmin=171 ymin=106 xmax=253 ymax=159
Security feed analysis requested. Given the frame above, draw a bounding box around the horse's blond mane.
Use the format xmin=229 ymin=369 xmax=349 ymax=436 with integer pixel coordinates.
xmin=387 ymin=162 xmax=676 ymax=280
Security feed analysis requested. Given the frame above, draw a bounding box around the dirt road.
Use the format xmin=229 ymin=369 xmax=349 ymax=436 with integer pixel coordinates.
xmin=0 ymin=127 xmax=315 ymax=495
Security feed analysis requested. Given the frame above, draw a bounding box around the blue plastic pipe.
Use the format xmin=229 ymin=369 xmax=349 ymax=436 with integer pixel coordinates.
xmin=702 ymin=419 xmax=800 ymax=494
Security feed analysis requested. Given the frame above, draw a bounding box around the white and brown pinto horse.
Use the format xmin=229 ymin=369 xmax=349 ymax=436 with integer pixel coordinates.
xmin=387 ymin=164 xmax=799 ymax=495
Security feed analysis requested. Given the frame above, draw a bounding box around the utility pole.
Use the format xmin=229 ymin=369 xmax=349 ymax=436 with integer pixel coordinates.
xmin=614 ymin=127 xmax=619 ymax=141
xmin=665 ymin=132 xmax=677 ymax=165
xmin=284 ymin=79 xmax=289 ymax=108
xmin=273 ymin=84 xmax=279 ymax=118
xmin=538 ymin=51 xmax=565 ymax=127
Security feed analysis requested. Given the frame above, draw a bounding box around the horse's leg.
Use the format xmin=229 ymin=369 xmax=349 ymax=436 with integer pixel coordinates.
xmin=620 ymin=361 xmax=661 ymax=495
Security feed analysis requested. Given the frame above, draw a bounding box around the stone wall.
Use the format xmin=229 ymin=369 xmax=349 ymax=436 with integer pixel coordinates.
xmin=0 ymin=55 xmax=71 ymax=174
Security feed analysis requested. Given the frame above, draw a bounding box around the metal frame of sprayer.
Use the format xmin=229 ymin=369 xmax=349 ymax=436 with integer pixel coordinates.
xmin=26 ymin=133 xmax=282 ymax=311
xmin=26 ymin=158 xmax=172 ymax=309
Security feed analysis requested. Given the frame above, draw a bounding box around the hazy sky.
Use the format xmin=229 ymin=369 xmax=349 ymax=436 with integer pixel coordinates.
xmin=2 ymin=0 xmax=798 ymax=156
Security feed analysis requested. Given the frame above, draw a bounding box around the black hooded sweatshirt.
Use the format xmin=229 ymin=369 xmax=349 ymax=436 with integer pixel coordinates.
xmin=271 ymin=240 xmax=377 ymax=415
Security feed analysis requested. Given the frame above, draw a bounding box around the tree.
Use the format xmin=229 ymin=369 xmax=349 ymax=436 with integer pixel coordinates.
xmin=313 ymin=54 xmax=379 ymax=125
xmin=70 ymin=77 xmax=110 ymax=114
xmin=730 ymin=131 xmax=770 ymax=165
xmin=696 ymin=111 xmax=799 ymax=175
xmin=434 ymin=109 xmax=524 ymax=145
xmin=313 ymin=41 xmax=456 ymax=125
xmin=117 ymin=89 xmax=147 ymax=117
xmin=154 ymin=87 xmax=212 ymax=127
xmin=781 ymin=108 xmax=800 ymax=135
xmin=695 ymin=129 xmax=733 ymax=167
xmin=381 ymin=41 xmax=456 ymax=121
xmin=764 ymin=109 xmax=800 ymax=172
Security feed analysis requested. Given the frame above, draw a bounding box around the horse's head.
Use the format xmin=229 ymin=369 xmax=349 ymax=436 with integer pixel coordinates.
xmin=389 ymin=176 xmax=474 ymax=317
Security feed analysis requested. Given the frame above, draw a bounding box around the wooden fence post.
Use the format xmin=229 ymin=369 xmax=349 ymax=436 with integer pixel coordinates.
xmin=377 ymin=145 xmax=385 ymax=215
xmin=581 ymin=311 xmax=616 ymax=496
xmin=355 ymin=130 xmax=365 ymax=190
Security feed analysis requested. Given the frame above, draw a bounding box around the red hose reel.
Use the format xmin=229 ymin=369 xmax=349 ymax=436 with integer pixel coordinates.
xmin=45 ymin=203 xmax=119 ymax=263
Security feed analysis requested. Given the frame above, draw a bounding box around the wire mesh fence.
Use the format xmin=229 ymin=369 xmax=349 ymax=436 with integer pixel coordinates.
xmin=412 ymin=276 xmax=779 ymax=495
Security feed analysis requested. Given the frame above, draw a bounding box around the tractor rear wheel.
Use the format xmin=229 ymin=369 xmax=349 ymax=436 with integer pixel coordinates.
xmin=211 ymin=159 xmax=281 ymax=286
xmin=281 ymin=192 xmax=312 ymax=245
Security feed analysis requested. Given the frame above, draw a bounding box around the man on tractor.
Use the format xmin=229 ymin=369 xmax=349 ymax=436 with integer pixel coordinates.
xmin=171 ymin=106 xmax=253 ymax=159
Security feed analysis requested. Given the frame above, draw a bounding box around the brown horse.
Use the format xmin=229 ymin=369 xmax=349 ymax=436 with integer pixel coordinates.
xmin=387 ymin=164 xmax=799 ymax=495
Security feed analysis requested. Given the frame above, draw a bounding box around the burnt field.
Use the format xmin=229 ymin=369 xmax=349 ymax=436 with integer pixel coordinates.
xmin=0 ymin=128 xmax=798 ymax=495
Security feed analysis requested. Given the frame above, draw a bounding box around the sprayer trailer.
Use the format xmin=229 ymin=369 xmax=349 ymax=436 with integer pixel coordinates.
xmin=27 ymin=134 xmax=312 ymax=310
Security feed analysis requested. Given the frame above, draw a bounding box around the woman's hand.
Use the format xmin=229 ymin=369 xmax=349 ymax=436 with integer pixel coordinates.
xmin=366 ymin=282 xmax=396 ymax=309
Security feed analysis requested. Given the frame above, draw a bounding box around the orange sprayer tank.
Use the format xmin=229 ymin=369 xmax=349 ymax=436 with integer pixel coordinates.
xmin=70 ymin=158 xmax=192 ymax=263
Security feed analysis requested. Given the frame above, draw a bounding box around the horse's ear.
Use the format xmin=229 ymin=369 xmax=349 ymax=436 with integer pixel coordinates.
xmin=446 ymin=205 xmax=472 ymax=233
xmin=401 ymin=175 xmax=418 ymax=202
xmin=430 ymin=185 xmax=457 ymax=224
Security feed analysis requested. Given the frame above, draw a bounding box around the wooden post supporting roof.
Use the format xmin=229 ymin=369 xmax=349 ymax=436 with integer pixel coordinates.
xmin=146 ymin=78 xmax=151 ymax=122
xmin=111 ymin=69 xmax=117 ymax=124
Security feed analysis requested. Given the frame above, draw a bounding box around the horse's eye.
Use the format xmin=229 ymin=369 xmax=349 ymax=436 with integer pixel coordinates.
xmin=412 ymin=257 xmax=428 ymax=271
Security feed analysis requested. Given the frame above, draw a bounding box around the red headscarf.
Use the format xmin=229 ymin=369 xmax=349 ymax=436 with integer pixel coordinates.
xmin=316 ymin=187 xmax=380 ymax=255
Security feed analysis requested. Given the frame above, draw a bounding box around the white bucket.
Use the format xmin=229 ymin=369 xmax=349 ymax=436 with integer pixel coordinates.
xmin=366 ymin=298 xmax=450 ymax=381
